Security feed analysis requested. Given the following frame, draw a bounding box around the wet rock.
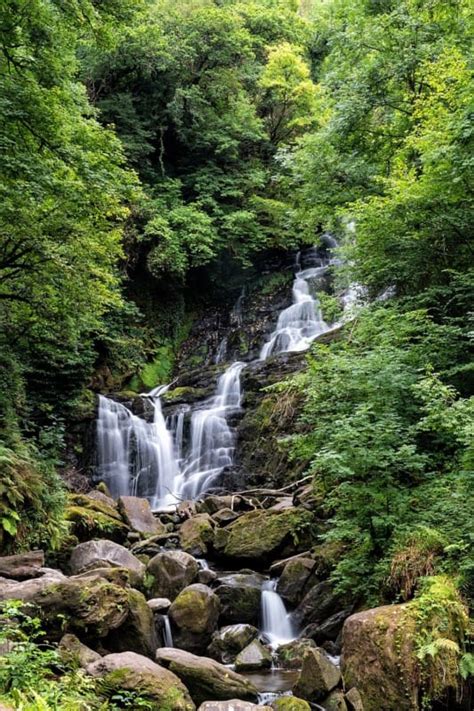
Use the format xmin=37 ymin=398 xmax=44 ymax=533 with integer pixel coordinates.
xmin=118 ymin=496 xmax=167 ymax=537
xmin=69 ymin=540 xmax=145 ymax=587
xmin=234 ymin=639 xmax=272 ymax=672
xmin=104 ymin=588 xmax=157 ymax=658
xmin=214 ymin=572 xmax=266 ymax=625
xmin=180 ymin=514 xmax=215 ymax=556
xmin=321 ymin=690 xmax=347 ymax=711
xmin=302 ymin=608 xmax=352 ymax=645
xmin=147 ymin=550 xmax=199 ymax=600
xmin=293 ymin=648 xmax=341 ymax=701
xmin=155 ymin=648 xmax=258 ymax=705
xmin=198 ymin=702 xmax=269 ymax=711
xmin=276 ymin=639 xmax=316 ymax=669
xmin=215 ymin=508 xmax=310 ymax=563
xmin=86 ymin=651 xmax=195 ymax=710
xmin=294 ymin=580 xmax=343 ymax=627
xmin=277 ymin=557 xmax=316 ymax=605
xmin=58 ymin=633 xmax=101 ymax=667
xmin=212 ymin=508 xmax=240 ymax=526
xmin=0 ymin=550 xmax=45 ymax=580
xmin=345 ymin=688 xmax=364 ymax=711
xmin=271 ymin=699 xmax=311 ymax=711
xmin=147 ymin=597 xmax=172 ymax=613
xmin=198 ymin=568 xmax=217 ymax=585
xmin=207 ymin=623 xmax=258 ymax=664
xmin=341 ymin=604 xmax=418 ymax=711
xmin=169 ymin=584 xmax=220 ymax=653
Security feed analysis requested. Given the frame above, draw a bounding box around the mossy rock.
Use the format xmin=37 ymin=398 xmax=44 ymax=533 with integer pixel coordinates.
xmin=271 ymin=698 xmax=311 ymax=711
xmin=179 ymin=514 xmax=214 ymax=556
xmin=65 ymin=505 xmax=129 ymax=543
xmin=162 ymin=386 xmax=209 ymax=404
xmin=103 ymin=588 xmax=157 ymax=658
xmin=215 ymin=508 xmax=313 ymax=562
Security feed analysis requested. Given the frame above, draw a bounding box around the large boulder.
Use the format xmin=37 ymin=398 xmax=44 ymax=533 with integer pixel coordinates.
xmin=277 ymin=557 xmax=316 ymax=605
xmin=0 ymin=575 xmax=129 ymax=639
xmin=169 ymin=584 xmax=220 ymax=653
xmin=341 ymin=604 xmax=417 ymax=711
xmin=0 ymin=550 xmax=45 ymax=580
xmin=293 ymin=648 xmax=341 ymax=702
xmin=294 ymin=580 xmax=343 ymax=627
xmin=118 ymin=496 xmax=167 ymax=537
xmin=276 ymin=639 xmax=317 ymax=669
xmin=69 ymin=540 xmax=145 ymax=587
xmin=180 ymin=514 xmax=215 ymax=556
xmin=86 ymin=651 xmax=195 ymax=710
xmin=302 ymin=608 xmax=352 ymax=646
xmin=207 ymin=624 xmax=258 ymax=664
xmin=214 ymin=573 xmax=266 ymax=625
xmin=147 ymin=550 xmax=199 ymax=600
xmin=155 ymin=648 xmax=258 ymax=706
xmin=234 ymin=639 xmax=272 ymax=672
xmin=103 ymin=588 xmax=157 ymax=657
xmin=214 ymin=508 xmax=311 ymax=563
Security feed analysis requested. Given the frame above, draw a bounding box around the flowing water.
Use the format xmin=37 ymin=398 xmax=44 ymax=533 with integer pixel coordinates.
xmin=260 ymin=580 xmax=297 ymax=648
xmin=162 ymin=615 xmax=174 ymax=647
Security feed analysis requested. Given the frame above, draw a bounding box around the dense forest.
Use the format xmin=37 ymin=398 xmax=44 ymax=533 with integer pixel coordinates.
xmin=0 ymin=1 xmax=473 ymax=710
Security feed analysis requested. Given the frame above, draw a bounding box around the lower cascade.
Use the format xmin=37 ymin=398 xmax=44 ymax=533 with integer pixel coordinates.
xmin=260 ymin=580 xmax=298 ymax=648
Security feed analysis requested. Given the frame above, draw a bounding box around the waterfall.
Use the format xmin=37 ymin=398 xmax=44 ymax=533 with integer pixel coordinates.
xmin=260 ymin=248 xmax=333 ymax=360
xmin=260 ymin=580 xmax=297 ymax=648
xmin=162 ymin=615 xmax=174 ymax=647
xmin=96 ymin=362 xmax=244 ymax=507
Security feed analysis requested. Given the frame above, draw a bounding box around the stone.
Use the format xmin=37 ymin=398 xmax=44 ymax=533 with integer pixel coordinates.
xmin=211 ymin=508 xmax=240 ymax=526
xmin=341 ymin=604 xmax=418 ymax=711
xmin=147 ymin=550 xmax=199 ymax=600
xmin=321 ymin=690 xmax=347 ymax=711
xmin=277 ymin=557 xmax=316 ymax=606
xmin=345 ymin=688 xmax=364 ymax=711
xmin=303 ymin=608 xmax=352 ymax=645
xmin=207 ymin=624 xmax=259 ymax=664
xmin=65 ymin=494 xmax=129 ymax=543
xmin=58 ymin=633 xmax=101 ymax=667
xmin=179 ymin=514 xmax=215 ymax=556
xmin=294 ymin=581 xmax=342 ymax=627
xmin=214 ymin=572 xmax=266 ymax=625
xmin=0 ymin=570 xmax=66 ymax=602
xmin=0 ymin=550 xmax=45 ymax=580
xmin=276 ymin=639 xmax=316 ymax=669
xmin=198 ymin=703 xmax=269 ymax=711
xmin=147 ymin=597 xmax=172 ymax=613
xmin=196 ymin=495 xmax=237 ymax=514
xmin=0 ymin=575 xmax=129 ymax=638
xmin=118 ymin=496 xmax=166 ymax=537
xmin=234 ymin=639 xmax=273 ymax=672
xmin=71 ymin=566 xmax=130 ymax=587
xmin=155 ymin=648 xmax=258 ymax=706
xmin=86 ymin=651 xmax=195 ymax=710
xmin=198 ymin=568 xmax=217 ymax=585
xmin=87 ymin=489 xmax=117 ymax=508
xmin=69 ymin=540 xmax=145 ymax=587
xmin=293 ymin=648 xmax=341 ymax=701
xmin=103 ymin=588 xmax=157 ymax=658
xmin=169 ymin=584 xmax=220 ymax=653
xmin=271 ymin=699 xmax=311 ymax=711
xmin=214 ymin=508 xmax=310 ymax=562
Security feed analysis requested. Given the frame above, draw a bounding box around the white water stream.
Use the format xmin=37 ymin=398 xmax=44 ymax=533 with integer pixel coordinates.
xmin=260 ymin=580 xmax=297 ymax=648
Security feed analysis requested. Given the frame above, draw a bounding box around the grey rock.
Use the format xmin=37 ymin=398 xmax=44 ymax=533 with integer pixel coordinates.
xmin=69 ymin=540 xmax=145 ymax=587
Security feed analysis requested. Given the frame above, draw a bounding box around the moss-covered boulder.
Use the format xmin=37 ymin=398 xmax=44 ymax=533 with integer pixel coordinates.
xmin=65 ymin=494 xmax=129 ymax=543
xmin=147 ymin=550 xmax=199 ymax=600
xmin=86 ymin=651 xmax=195 ymax=711
xmin=58 ymin=633 xmax=101 ymax=667
xmin=215 ymin=508 xmax=312 ymax=562
xmin=271 ymin=698 xmax=311 ymax=711
xmin=321 ymin=690 xmax=347 ymax=711
xmin=155 ymin=648 xmax=258 ymax=706
xmin=293 ymin=648 xmax=341 ymax=702
xmin=103 ymin=588 xmax=157 ymax=658
xmin=169 ymin=584 xmax=220 ymax=653
xmin=276 ymin=639 xmax=317 ymax=670
xmin=207 ymin=624 xmax=258 ymax=664
xmin=277 ymin=557 xmax=316 ymax=606
xmin=180 ymin=514 xmax=215 ymax=556
xmin=214 ymin=573 xmax=266 ymax=625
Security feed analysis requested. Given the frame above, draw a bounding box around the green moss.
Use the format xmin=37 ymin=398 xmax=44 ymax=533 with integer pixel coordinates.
xmin=129 ymin=345 xmax=175 ymax=392
xmin=272 ymin=697 xmax=311 ymax=711
xmin=65 ymin=505 xmax=129 ymax=542
xmin=162 ymin=386 xmax=207 ymax=401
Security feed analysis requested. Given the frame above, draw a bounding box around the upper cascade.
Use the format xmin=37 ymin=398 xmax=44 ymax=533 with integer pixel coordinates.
xmin=96 ymin=240 xmax=341 ymax=507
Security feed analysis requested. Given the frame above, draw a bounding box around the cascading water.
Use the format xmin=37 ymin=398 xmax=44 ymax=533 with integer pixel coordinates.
xmin=96 ymin=362 xmax=245 ymax=508
xmin=260 ymin=580 xmax=297 ymax=648
xmin=162 ymin=615 xmax=174 ymax=647
xmin=260 ymin=247 xmax=334 ymax=360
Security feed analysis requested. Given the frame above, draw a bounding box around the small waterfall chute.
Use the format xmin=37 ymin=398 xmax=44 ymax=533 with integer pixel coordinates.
xmin=260 ymin=580 xmax=297 ymax=649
